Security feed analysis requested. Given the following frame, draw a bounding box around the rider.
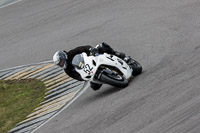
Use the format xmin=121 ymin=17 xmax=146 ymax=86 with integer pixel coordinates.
xmin=53 ymin=42 xmax=131 ymax=90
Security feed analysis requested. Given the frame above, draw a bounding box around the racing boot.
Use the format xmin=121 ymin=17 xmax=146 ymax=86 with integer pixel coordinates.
xmin=114 ymin=51 xmax=126 ymax=60
xmin=123 ymin=56 xmax=132 ymax=64
xmin=115 ymin=51 xmax=134 ymax=64
xmin=124 ymin=56 xmax=142 ymax=76
xmin=124 ymin=56 xmax=137 ymax=65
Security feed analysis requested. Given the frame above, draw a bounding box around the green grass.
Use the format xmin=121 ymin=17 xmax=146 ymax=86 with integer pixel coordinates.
xmin=0 ymin=79 xmax=46 ymax=133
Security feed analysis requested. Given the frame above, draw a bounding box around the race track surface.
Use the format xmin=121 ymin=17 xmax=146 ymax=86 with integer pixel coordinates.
xmin=1 ymin=0 xmax=200 ymax=133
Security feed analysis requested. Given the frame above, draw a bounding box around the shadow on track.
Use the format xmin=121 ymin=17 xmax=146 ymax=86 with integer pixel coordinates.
xmin=78 ymin=86 xmax=125 ymax=107
xmin=95 ymin=86 xmax=125 ymax=99
xmin=78 ymin=73 xmax=144 ymax=108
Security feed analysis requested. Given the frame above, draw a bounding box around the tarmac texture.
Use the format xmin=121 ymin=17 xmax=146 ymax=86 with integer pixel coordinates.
xmin=1 ymin=0 xmax=200 ymax=133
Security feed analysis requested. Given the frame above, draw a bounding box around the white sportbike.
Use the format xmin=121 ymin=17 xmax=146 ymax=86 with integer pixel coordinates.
xmin=72 ymin=52 xmax=142 ymax=88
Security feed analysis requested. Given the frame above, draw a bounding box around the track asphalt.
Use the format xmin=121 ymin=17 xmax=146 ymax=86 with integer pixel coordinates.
xmin=1 ymin=0 xmax=200 ymax=133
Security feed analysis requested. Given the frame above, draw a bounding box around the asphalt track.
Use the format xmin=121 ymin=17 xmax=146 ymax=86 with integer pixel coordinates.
xmin=1 ymin=0 xmax=200 ymax=133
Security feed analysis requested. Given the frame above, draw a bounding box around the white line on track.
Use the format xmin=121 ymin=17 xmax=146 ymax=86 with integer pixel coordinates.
xmin=0 ymin=0 xmax=23 ymax=9
xmin=30 ymin=82 xmax=90 ymax=133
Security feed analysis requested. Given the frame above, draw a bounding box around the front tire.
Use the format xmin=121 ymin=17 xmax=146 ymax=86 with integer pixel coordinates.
xmin=99 ymin=73 xmax=128 ymax=88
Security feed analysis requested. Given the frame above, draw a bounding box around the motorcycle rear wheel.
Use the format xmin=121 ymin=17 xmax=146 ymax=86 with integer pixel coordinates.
xmin=131 ymin=60 xmax=142 ymax=76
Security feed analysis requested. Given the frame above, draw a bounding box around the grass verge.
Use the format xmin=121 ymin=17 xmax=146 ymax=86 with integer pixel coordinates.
xmin=0 ymin=79 xmax=46 ymax=133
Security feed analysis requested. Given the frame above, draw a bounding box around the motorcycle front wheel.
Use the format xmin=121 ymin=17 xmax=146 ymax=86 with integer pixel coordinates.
xmin=99 ymin=73 xmax=128 ymax=88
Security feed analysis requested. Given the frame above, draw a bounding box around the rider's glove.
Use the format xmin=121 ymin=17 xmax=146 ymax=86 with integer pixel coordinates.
xmin=89 ymin=47 xmax=99 ymax=56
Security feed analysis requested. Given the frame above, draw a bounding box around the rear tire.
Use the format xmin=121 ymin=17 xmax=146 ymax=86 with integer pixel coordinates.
xmin=131 ymin=60 xmax=142 ymax=76
xmin=99 ymin=73 xmax=128 ymax=88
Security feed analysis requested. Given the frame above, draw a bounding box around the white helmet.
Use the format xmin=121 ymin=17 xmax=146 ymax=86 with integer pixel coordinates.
xmin=53 ymin=50 xmax=68 ymax=69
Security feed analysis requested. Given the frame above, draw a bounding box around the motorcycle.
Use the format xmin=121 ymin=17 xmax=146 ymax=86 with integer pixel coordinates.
xmin=72 ymin=52 xmax=142 ymax=88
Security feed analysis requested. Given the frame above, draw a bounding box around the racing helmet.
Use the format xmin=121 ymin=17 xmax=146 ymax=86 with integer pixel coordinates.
xmin=53 ymin=50 xmax=68 ymax=69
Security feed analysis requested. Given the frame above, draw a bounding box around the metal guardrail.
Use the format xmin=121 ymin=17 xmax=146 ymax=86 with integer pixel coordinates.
xmin=0 ymin=61 xmax=88 ymax=133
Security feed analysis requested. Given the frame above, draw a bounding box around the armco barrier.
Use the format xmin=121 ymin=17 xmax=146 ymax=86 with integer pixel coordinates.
xmin=0 ymin=61 xmax=89 ymax=133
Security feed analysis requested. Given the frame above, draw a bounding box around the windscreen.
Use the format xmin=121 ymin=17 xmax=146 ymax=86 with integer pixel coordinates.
xmin=72 ymin=54 xmax=85 ymax=69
